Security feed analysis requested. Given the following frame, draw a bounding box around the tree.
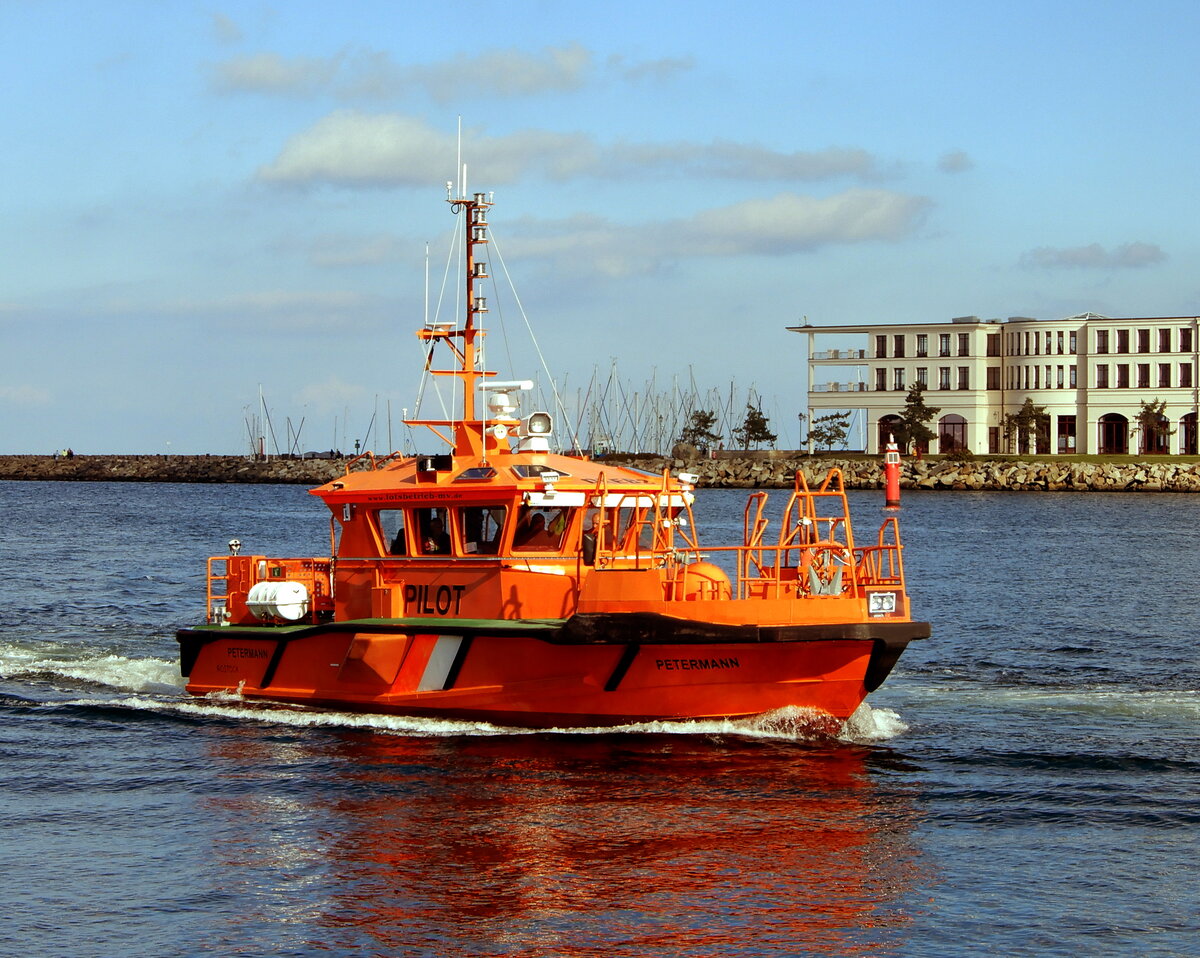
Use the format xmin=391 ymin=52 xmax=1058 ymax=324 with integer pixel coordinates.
xmin=1002 ymin=398 xmax=1049 ymax=454
xmin=1136 ymin=398 xmax=1174 ymax=454
xmin=732 ymin=403 xmax=777 ymax=449
xmin=892 ymin=384 xmax=940 ymax=454
xmin=809 ymin=411 xmax=851 ymax=452
xmin=678 ymin=409 xmax=722 ymax=449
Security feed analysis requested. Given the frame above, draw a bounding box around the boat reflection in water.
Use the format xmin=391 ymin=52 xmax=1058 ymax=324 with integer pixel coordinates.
xmin=198 ymin=715 xmax=926 ymax=956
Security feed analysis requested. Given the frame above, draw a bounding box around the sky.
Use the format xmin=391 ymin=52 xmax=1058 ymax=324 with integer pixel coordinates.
xmin=3 ymin=0 xmax=1198 ymax=454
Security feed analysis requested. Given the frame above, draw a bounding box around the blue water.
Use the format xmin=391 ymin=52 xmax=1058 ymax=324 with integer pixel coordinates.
xmin=2 ymin=480 xmax=1198 ymax=957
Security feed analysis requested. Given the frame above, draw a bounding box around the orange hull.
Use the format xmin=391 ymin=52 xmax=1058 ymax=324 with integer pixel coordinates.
xmin=178 ymin=615 xmax=924 ymax=728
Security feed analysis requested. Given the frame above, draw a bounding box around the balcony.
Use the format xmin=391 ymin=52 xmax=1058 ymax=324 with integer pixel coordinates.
xmin=812 ymin=349 xmax=867 ymax=361
xmin=812 ymin=382 xmax=867 ymax=392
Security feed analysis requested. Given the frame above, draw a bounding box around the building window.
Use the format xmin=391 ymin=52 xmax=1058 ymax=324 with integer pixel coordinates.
xmin=1137 ymin=363 xmax=1150 ymax=388
xmin=1034 ymin=333 xmax=1040 ymax=355
xmin=1057 ymin=331 xmax=1065 ymax=354
xmin=1070 ymin=365 xmax=1077 ymax=387
xmin=916 ymin=367 xmax=928 ymax=388
xmin=957 ymin=333 xmax=969 ymax=357
xmin=916 ymin=334 xmax=928 ymax=357
xmin=1056 ymin=365 xmax=1064 ymax=388
xmin=1137 ymin=329 xmax=1150 ymax=353
xmin=1181 ymin=328 xmax=1194 ymax=352
xmin=1069 ymin=331 xmax=1077 ymax=354
xmin=938 ymin=367 xmax=951 ymax=390
xmin=1181 ymin=363 xmax=1194 ymax=388
xmin=1117 ymin=329 xmax=1129 ymax=353
xmin=1096 ymin=365 xmax=1109 ymax=388
xmin=1117 ymin=364 xmax=1130 ymax=388
xmin=957 ymin=366 xmax=969 ymax=389
xmin=894 ymin=334 xmax=905 ymax=358
xmin=875 ymin=335 xmax=887 ymax=358
xmin=1045 ymin=332 xmax=1052 ymax=355
xmin=1157 ymin=363 xmax=1170 ymax=387
xmin=987 ymin=333 xmax=1000 ymax=357
xmin=939 ymin=414 xmax=967 ymax=452
xmin=1057 ymin=415 xmax=1077 ymax=454
xmin=1096 ymin=329 xmax=1109 ymax=353
xmin=1023 ymin=331 xmax=1031 ymax=355
xmin=875 ymin=368 xmax=887 ymax=391
xmin=986 ymin=367 xmax=1000 ymax=390
xmin=939 ymin=333 xmax=951 ymax=357
xmin=1159 ymin=329 xmax=1172 ymax=353
xmin=1034 ymin=366 xmax=1040 ymax=389
xmin=893 ymin=368 xmax=906 ymax=391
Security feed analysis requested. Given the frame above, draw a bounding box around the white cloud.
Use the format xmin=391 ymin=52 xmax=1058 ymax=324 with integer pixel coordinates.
xmin=258 ymin=113 xmax=887 ymax=188
xmin=293 ymin=376 xmax=369 ymax=415
xmin=499 ymin=189 xmax=931 ymax=276
xmin=686 ymin=190 xmax=932 ymax=254
xmin=210 ymin=52 xmax=341 ymax=96
xmin=938 ymin=150 xmax=973 ymax=173
xmin=211 ymin=13 xmax=242 ymax=45
xmin=209 ymin=44 xmax=595 ymax=101
xmin=410 ymin=44 xmax=592 ymax=102
xmin=0 ymin=384 xmax=52 ymax=406
xmin=1020 ymin=242 xmax=1166 ymax=269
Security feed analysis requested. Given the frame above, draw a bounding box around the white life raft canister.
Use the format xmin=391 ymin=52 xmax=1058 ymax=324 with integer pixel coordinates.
xmin=246 ymin=581 xmax=310 ymax=621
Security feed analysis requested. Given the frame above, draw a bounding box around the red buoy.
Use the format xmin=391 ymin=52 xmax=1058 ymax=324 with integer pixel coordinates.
xmin=884 ymin=434 xmax=901 ymax=509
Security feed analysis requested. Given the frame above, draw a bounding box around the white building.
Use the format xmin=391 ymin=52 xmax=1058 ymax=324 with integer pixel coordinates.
xmin=791 ymin=314 xmax=1200 ymax=455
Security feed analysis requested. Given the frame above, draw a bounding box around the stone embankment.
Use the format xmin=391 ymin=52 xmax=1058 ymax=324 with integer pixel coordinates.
xmin=615 ymin=454 xmax=1200 ymax=492
xmin=0 ymin=454 xmax=348 ymax=485
xmin=3 ymin=453 xmax=1200 ymax=491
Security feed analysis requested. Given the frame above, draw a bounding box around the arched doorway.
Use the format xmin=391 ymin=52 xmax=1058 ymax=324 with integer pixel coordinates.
xmin=1098 ymin=413 xmax=1128 ymax=455
xmin=1140 ymin=413 xmax=1171 ymax=454
xmin=877 ymin=415 xmax=902 ymax=454
xmin=1181 ymin=413 xmax=1197 ymax=455
xmin=938 ymin=414 xmax=967 ymax=453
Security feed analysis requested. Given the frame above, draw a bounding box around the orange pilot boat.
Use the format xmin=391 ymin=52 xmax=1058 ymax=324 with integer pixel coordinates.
xmin=177 ymin=186 xmax=930 ymax=729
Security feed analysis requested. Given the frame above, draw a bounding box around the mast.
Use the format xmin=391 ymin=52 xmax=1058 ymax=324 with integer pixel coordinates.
xmin=412 ymin=183 xmax=495 ymax=456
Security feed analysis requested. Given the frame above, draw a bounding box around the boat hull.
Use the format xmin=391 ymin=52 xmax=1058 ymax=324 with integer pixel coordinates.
xmin=177 ymin=616 xmax=928 ymax=729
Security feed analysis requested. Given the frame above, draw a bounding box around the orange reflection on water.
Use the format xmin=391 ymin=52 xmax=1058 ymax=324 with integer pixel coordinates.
xmin=203 ymin=725 xmax=926 ymax=957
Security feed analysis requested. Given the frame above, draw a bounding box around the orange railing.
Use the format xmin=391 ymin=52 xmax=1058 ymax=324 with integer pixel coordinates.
xmin=205 ymin=554 xmax=334 ymax=624
xmin=587 ymin=467 xmax=909 ymax=602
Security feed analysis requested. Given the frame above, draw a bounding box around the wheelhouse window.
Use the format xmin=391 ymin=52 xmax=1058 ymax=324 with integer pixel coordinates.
xmin=455 ymin=467 xmax=497 ymax=482
xmin=511 ymin=464 xmax=571 ymax=479
xmin=376 ymin=509 xmax=408 ymax=556
xmin=513 ymin=505 xmax=571 ymax=552
xmin=457 ymin=505 xmax=507 ymax=555
xmin=414 ymin=506 xmax=452 ymax=555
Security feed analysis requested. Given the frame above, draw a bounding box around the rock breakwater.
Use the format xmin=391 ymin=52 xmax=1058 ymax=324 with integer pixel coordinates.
xmin=3 ymin=453 xmax=1199 ymax=491
xmin=614 ymin=454 xmax=1200 ymax=493
xmin=0 ymin=455 xmax=348 ymax=485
